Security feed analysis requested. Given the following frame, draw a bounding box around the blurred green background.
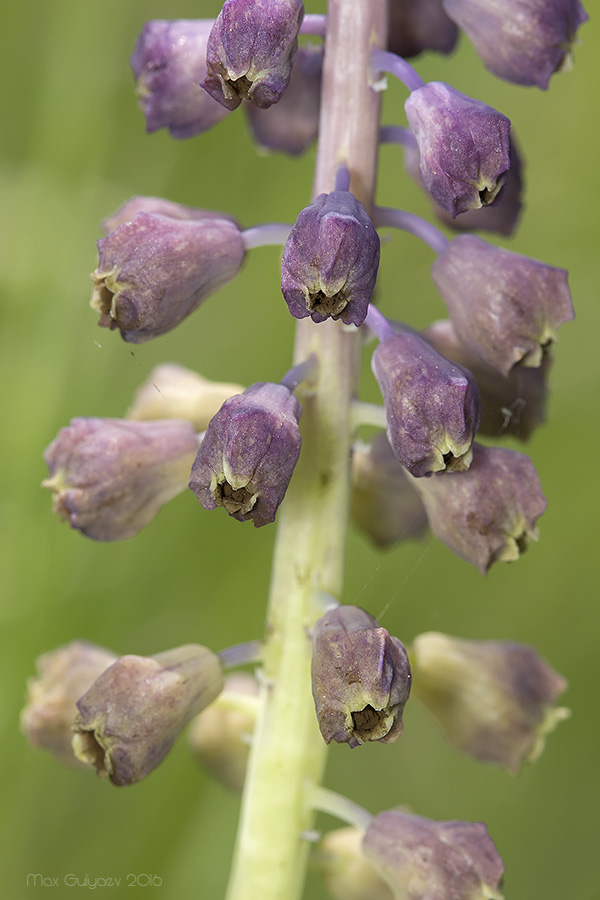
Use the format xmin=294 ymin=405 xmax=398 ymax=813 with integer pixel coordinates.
xmin=1 ymin=2 xmax=598 ymax=898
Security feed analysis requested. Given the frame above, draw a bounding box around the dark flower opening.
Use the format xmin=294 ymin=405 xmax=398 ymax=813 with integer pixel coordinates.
xmin=308 ymin=289 xmax=348 ymax=318
xmin=216 ymin=481 xmax=257 ymax=516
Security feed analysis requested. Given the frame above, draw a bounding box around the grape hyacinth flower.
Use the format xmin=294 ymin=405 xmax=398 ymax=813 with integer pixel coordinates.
xmin=351 ymin=433 xmax=428 ymax=549
xmin=126 ymin=363 xmax=244 ymax=433
xmin=410 ymin=442 xmax=547 ymax=573
xmin=411 ymin=632 xmax=570 ymax=772
xmin=311 ymin=605 xmax=411 ymax=748
xmin=72 ymin=644 xmax=224 ymax=786
xmin=130 ymin=20 xmax=230 ymax=138
xmin=281 ymin=185 xmax=380 ymax=325
xmin=189 ymin=381 xmax=302 ymax=527
xmin=91 ymin=203 xmax=246 ymax=342
xmin=246 ymin=44 xmax=323 ymax=154
xmin=404 ymin=82 xmax=511 ymax=218
xmin=442 ymin=0 xmax=589 ymax=90
xmin=363 ymin=811 xmax=505 ymax=900
xmin=424 ymin=319 xmax=549 ymax=440
xmin=202 ymin=0 xmax=304 ymax=110
xmin=43 ymin=417 xmax=199 ymax=541
xmin=387 ymin=0 xmax=458 ymax=59
xmin=26 ymin=2 xmax=584 ymax=897
xmin=368 ymin=308 xmax=481 ymax=476
xmin=432 ymin=234 xmax=574 ymax=376
xmin=20 ymin=641 xmax=117 ymax=768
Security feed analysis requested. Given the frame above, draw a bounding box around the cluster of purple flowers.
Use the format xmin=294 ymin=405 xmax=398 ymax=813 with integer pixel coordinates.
xmin=25 ymin=1 xmax=586 ymax=898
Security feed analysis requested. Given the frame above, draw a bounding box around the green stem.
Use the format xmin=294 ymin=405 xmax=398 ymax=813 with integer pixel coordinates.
xmin=225 ymin=4 xmax=387 ymax=899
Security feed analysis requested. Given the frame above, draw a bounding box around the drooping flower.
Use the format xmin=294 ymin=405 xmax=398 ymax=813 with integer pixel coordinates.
xmin=404 ymin=82 xmax=511 ymax=218
xmin=21 ymin=641 xmax=117 ymax=768
xmin=126 ymin=363 xmax=244 ymax=433
xmin=351 ymin=434 xmax=428 ymax=549
xmin=411 ymin=631 xmax=570 ymax=772
xmin=311 ymin=605 xmax=411 ymax=748
xmin=423 ymin=319 xmax=549 ymax=441
xmin=202 ymin=0 xmax=304 ymax=110
xmin=387 ymin=0 xmax=458 ymax=59
xmin=281 ymin=191 xmax=380 ymax=325
xmin=130 ymin=19 xmax=230 ymax=138
xmin=72 ymin=645 xmax=224 ymax=786
xmin=43 ymin=417 xmax=199 ymax=541
xmin=246 ymin=44 xmax=322 ymax=155
xmin=431 ymin=234 xmax=574 ymax=376
xmin=363 ymin=810 xmax=505 ymax=900
xmin=91 ymin=205 xmax=246 ymax=342
xmin=409 ymin=442 xmax=547 ymax=573
xmin=371 ymin=330 xmax=480 ymax=477
xmin=442 ymin=0 xmax=589 ymax=90
xmin=189 ymin=382 xmax=302 ymax=527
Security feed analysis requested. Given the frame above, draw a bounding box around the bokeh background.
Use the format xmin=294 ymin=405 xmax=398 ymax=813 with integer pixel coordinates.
xmin=1 ymin=1 xmax=598 ymax=898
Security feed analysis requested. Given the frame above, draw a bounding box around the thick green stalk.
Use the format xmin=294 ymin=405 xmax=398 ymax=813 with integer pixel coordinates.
xmin=225 ymin=4 xmax=387 ymax=899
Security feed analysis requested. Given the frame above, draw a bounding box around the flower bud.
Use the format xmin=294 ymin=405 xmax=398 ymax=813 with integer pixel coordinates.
xmin=281 ymin=191 xmax=380 ymax=325
xmin=130 ymin=20 xmax=230 ymax=139
xmin=189 ymin=382 xmax=302 ymax=527
xmin=21 ymin=641 xmax=117 ymax=768
xmin=188 ymin=672 xmax=258 ymax=791
xmin=431 ymin=234 xmax=574 ymax=376
xmin=43 ymin=417 xmax=199 ymax=541
xmin=126 ymin=363 xmax=244 ymax=433
xmin=202 ymin=0 xmax=304 ymax=111
xmin=387 ymin=0 xmax=458 ymax=59
xmin=351 ymin=434 xmax=428 ymax=549
xmin=316 ymin=827 xmax=394 ymax=900
xmin=411 ymin=631 xmax=570 ymax=772
xmin=363 ymin=810 xmax=505 ymax=900
xmin=442 ymin=0 xmax=589 ymax=90
xmin=371 ymin=331 xmax=480 ymax=477
xmin=404 ymin=82 xmax=511 ymax=218
xmin=311 ymin=606 xmax=411 ymax=748
xmin=72 ymin=645 xmax=224 ymax=786
xmin=91 ymin=207 xmax=245 ymax=342
xmin=410 ymin=442 xmax=547 ymax=573
xmin=246 ymin=45 xmax=322 ymax=155
xmin=403 ymin=132 xmax=524 ymax=238
xmin=424 ymin=319 xmax=549 ymax=441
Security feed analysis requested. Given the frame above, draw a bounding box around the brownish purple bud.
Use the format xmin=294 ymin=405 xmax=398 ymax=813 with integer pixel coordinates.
xmin=371 ymin=331 xmax=481 ymax=477
xmin=311 ymin=605 xmax=411 ymax=748
xmin=316 ymin=827 xmax=394 ymax=900
xmin=363 ymin=810 xmax=505 ymax=900
xmin=126 ymin=363 xmax=244 ymax=433
xmin=91 ymin=203 xmax=245 ymax=342
xmin=410 ymin=442 xmax=547 ymax=573
xmin=189 ymin=382 xmax=302 ymax=527
xmin=404 ymin=82 xmax=511 ymax=218
xmin=202 ymin=0 xmax=304 ymax=110
xmin=72 ymin=645 xmax=224 ymax=786
xmin=411 ymin=631 xmax=570 ymax=772
xmin=281 ymin=191 xmax=380 ymax=326
xmin=43 ymin=417 xmax=199 ymax=541
xmin=351 ymin=434 xmax=428 ymax=549
xmin=188 ymin=672 xmax=258 ymax=791
xmin=246 ymin=44 xmax=322 ymax=155
xmin=21 ymin=641 xmax=117 ymax=768
xmin=431 ymin=234 xmax=574 ymax=377
xmin=130 ymin=20 xmax=230 ymax=138
xmin=403 ymin=132 xmax=524 ymax=238
xmin=423 ymin=319 xmax=549 ymax=441
xmin=442 ymin=0 xmax=588 ymax=90
xmin=387 ymin=0 xmax=458 ymax=58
